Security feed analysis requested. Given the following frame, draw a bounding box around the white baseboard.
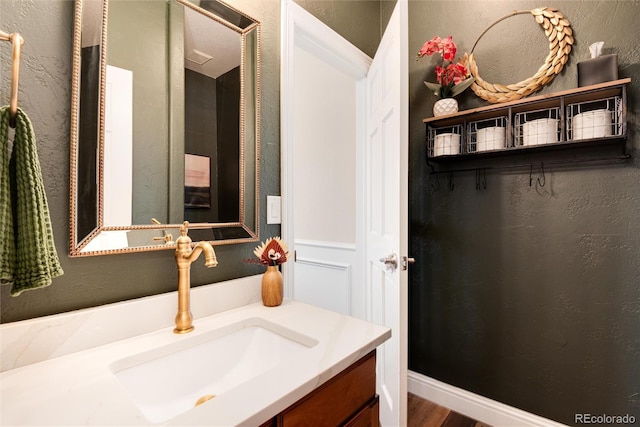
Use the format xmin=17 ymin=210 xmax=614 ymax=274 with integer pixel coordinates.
xmin=408 ymin=371 xmax=568 ymax=427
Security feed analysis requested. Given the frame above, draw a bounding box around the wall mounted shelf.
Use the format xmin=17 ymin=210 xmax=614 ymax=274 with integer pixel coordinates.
xmin=423 ymin=78 xmax=631 ymax=170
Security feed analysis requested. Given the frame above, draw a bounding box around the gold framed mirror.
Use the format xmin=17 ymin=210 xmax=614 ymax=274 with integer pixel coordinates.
xmin=69 ymin=0 xmax=260 ymax=256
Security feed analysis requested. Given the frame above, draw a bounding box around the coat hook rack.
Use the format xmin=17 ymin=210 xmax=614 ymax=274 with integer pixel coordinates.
xmin=1 ymin=30 xmax=25 ymax=128
xmin=428 ymin=155 xmax=629 ymax=192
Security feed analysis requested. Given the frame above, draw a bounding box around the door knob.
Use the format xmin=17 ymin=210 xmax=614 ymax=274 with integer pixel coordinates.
xmin=401 ymin=256 xmax=415 ymax=270
xmin=379 ymin=253 xmax=398 ymax=272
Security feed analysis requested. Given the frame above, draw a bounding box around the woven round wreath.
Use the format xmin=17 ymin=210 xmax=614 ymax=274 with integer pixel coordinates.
xmin=465 ymin=7 xmax=574 ymax=103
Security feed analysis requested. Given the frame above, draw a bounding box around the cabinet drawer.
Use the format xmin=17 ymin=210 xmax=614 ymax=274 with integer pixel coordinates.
xmin=259 ymin=418 xmax=276 ymax=427
xmin=279 ymin=351 xmax=376 ymax=426
xmin=344 ymin=396 xmax=379 ymax=427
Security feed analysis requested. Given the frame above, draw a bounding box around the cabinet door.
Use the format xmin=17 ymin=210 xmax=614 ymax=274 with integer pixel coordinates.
xmin=259 ymin=417 xmax=276 ymax=427
xmin=279 ymin=351 xmax=376 ymax=426
xmin=344 ymin=396 xmax=380 ymax=427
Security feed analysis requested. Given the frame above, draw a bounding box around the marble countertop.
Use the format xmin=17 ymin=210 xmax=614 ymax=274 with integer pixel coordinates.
xmin=0 ymin=299 xmax=390 ymax=426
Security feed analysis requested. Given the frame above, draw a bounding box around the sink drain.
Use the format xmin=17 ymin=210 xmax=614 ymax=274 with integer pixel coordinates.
xmin=194 ymin=394 xmax=216 ymax=407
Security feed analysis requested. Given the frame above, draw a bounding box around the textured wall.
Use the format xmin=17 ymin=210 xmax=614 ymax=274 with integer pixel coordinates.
xmin=408 ymin=0 xmax=640 ymax=424
xmin=294 ymin=0 xmax=382 ymax=58
xmin=0 ymin=0 xmax=281 ymax=322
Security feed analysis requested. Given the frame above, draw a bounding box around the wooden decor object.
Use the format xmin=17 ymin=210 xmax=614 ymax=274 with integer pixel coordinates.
xmin=465 ymin=7 xmax=574 ymax=103
xmin=261 ymin=265 xmax=284 ymax=307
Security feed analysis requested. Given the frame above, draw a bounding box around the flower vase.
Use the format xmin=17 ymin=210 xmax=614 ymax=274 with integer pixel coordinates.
xmin=433 ymin=98 xmax=458 ymax=117
xmin=261 ymin=265 xmax=283 ymax=307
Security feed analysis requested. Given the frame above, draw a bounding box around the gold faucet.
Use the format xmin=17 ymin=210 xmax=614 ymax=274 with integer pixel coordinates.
xmin=174 ymin=221 xmax=218 ymax=334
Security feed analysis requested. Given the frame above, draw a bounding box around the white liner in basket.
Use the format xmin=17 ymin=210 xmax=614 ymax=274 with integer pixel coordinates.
xmin=572 ymin=109 xmax=612 ymax=140
xmin=523 ymin=118 xmax=558 ymax=146
xmin=434 ymin=133 xmax=460 ymax=156
xmin=476 ymin=126 xmax=505 ymax=151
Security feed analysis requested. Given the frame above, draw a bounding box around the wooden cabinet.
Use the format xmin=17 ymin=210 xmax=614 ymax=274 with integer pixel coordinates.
xmin=423 ymin=78 xmax=630 ymax=163
xmin=343 ymin=396 xmax=379 ymax=427
xmin=261 ymin=350 xmax=378 ymax=427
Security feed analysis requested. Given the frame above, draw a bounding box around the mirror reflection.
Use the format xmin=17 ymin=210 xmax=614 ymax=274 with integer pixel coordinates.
xmin=70 ymin=0 xmax=260 ymax=256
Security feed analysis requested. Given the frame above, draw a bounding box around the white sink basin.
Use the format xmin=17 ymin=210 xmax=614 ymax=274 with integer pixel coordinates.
xmin=110 ymin=317 xmax=318 ymax=423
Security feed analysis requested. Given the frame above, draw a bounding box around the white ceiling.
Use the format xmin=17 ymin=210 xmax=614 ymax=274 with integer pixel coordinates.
xmin=81 ymin=1 xmax=242 ymax=80
xmin=183 ymin=6 xmax=242 ymax=79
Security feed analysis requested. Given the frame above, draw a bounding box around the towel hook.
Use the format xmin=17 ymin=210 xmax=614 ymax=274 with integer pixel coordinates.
xmin=428 ymin=160 xmax=440 ymax=192
xmin=431 ymin=174 xmax=440 ymax=192
xmin=537 ymin=163 xmax=546 ymax=187
xmin=529 ymin=163 xmax=546 ymax=188
xmin=1 ymin=30 xmax=24 ymax=128
xmin=475 ymin=168 xmax=487 ymax=190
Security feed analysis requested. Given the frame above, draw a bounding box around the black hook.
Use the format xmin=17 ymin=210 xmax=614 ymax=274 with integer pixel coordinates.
xmin=529 ymin=164 xmax=534 ymax=187
xmin=537 ymin=162 xmax=545 ymax=187
xmin=476 ymin=168 xmax=487 ymax=190
xmin=427 ymin=161 xmax=441 ymax=192
xmin=431 ymin=174 xmax=440 ymax=192
xmin=448 ymin=171 xmax=455 ymax=191
xmin=529 ymin=163 xmax=545 ymax=187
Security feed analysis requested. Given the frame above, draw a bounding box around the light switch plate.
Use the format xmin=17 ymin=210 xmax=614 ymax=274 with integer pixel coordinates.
xmin=267 ymin=195 xmax=281 ymax=224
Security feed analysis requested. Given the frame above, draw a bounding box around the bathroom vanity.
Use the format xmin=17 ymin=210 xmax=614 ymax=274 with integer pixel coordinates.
xmin=261 ymin=350 xmax=378 ymax=426
xmin=0 ymin=276 xmax=390 ymax=426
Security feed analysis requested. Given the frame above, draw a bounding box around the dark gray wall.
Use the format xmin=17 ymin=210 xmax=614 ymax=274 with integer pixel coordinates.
xmin=0 ymin=0 xmax=281 ymax=323
xmin=184 ymin=68 xmax=219 ymax=222
xmin=215 ymin=67 xmax=241 ymax=222
xmin=408 ymin=1 xmax=640 ymax=424
xmin=294 ymin=0 xmax=383 ymax=58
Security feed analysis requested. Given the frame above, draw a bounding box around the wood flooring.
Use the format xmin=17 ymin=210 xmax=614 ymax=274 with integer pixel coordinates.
xmin=407 ymin=393 xmax=492 ymax=427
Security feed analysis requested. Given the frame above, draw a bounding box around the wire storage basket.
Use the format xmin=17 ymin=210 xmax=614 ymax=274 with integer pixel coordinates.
xmin=427 ymin=124 xmax=463 ymax=157
xmin=514 ymin=107 xmax=561 ymax=147
xmin=467 ymin=116 xmax=509 ymax=153
xmin=566 ymin=96 xmax=622 ymax=141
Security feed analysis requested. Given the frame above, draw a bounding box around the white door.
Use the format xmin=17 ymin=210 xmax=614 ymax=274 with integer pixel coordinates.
xmin=364 ymin=2 xmax=409 ymax=426
xmin=281 ymin=0 xmax=371 ymax=318
xmin=281 ymin=1 xmax=409 ymax=425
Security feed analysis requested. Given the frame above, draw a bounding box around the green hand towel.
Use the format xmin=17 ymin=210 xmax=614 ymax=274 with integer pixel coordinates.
xmin=0 ymin=106 xmax=63 ymax=296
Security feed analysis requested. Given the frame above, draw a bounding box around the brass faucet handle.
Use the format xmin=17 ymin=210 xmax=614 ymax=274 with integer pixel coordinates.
xmin=180 ymin=221 xmax=190 ymax=237
xmin=150 ymin=218 xmax=175 ymax=244
xmin=153 ymin=234 xmax=174 ymax=244
xmin=176 ymin=221 xmax=193 ymax=249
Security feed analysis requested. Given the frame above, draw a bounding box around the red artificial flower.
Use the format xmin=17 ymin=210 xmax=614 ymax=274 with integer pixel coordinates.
xmin=417 ymin=35 xmax=473 ymax=99
xmin=437 ymin=62 xmax=469 ymax=86
xmin=417 ymin=35 xmax=457 ymax=61
xmin=418 ymin=36 xmax=442 ymax=57
xmin=440 ymin=36 xmax=457 ymax=62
